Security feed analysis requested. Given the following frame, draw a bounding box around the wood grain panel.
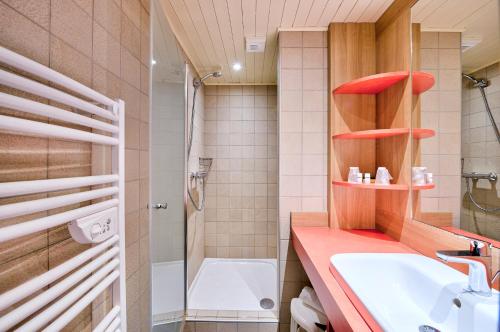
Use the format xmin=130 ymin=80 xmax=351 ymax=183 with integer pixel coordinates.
xmin=290 ymin=212 xmax=329 ymax=227
xmin=159 ymin=0 xmax=396 ymax=84
xmin=375 ymin=0 xmax=417 ymax=34
xmin=328 ymin=23 xmax=377 ymax=229
xmin=375 ymin=6 xmax=412 ymax=242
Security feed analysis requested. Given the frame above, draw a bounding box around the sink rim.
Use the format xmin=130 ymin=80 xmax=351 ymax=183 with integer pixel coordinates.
xmin=329 ymin=252 xmax=499 ymax=332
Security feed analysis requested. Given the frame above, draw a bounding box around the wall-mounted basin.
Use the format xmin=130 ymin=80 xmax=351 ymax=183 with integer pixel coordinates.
xmin=330 ymin=253 xmax=499 ymax=332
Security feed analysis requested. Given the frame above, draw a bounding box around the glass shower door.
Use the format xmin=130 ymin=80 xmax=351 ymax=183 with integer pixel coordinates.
xmin=150 ymin=0 xmax=186 ymax=328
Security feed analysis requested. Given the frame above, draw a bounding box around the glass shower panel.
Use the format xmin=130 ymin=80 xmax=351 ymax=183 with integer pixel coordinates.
xmin=151 ymin=0 xmax=186 ymax=328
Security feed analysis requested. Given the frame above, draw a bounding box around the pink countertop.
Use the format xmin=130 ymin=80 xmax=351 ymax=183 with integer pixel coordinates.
xmin=291 ymin=226 xmax=417 ymax=332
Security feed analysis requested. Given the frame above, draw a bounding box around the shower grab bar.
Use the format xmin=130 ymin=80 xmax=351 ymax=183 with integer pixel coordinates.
xmin=0 ymin=46 xmax=126 ymax=331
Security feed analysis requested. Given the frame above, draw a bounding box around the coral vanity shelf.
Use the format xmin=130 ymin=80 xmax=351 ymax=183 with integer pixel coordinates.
xmin=332 ymin=71 xmax=434 ymax=95
xmin=412 ymin=183 xmax=435 ymax=190
xmin=332 ymin=71 xmax=409 ymax=94
xmin=412 ymin=71 xmax=435 ymax=94
xmin=332 ymin=181 xmax=408 ymax=190
xmin=332 ymin=181 xmax=435 ymax=191
xmin=332 ymin=128 xmax=436 ymax=140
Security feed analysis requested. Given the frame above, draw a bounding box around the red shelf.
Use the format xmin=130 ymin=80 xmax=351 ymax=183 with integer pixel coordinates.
xmin=412 ymin=128 xmax=435 ymax=139
xmin=332 ymin=71 xmax=409 ymax=95
xmin=412 ymin=71 xmax=435 ymax=94
xmin=332 ymin=180 xmax=408 ymax=191
xmin=333 ymin=128 xmax=409 ymax=140
xmin=412 ymin=183 xmax=435 ymax=190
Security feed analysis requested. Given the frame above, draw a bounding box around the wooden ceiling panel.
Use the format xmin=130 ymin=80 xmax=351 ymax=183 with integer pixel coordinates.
xmin=159 ymin=0 xmax=395 ymax=84
xmin=412 ymin=0 xmax=500 ymax=73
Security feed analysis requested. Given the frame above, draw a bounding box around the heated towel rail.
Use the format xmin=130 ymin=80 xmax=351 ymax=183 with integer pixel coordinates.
xmin=0 ymin=46 xmax=126 ymax=331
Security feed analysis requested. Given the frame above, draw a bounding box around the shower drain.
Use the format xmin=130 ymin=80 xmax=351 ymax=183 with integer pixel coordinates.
xmin=259 ymin=298 xmax=275 ymax=309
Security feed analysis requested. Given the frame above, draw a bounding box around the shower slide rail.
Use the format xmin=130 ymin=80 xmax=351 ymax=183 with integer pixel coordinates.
xmin=0 ymin=46 xmax=126 ymax=331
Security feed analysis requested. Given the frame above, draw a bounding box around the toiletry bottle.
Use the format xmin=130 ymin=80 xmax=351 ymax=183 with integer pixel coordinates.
xmin=363 ymin=173 xmax=370 ymax=184
xmin=356 ymin=173 xmax=363 ymax=184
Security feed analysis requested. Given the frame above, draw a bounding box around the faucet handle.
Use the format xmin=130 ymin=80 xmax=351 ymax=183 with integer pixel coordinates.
xmin=436 ymin=250 xmax=492 ymax=296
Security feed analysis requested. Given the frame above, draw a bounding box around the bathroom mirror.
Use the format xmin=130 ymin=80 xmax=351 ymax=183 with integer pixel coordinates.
xmin=411 ymin=0 xmax=500 ymax=243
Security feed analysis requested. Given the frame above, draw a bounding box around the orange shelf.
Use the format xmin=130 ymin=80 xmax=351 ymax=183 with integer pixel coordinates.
xmin=412 ymin=71 xmax=435 ymax=94
xmin=332 ymin=71 xmax=409 ymax=94
xmin=412 ymin=128 xmax=435 ymax=139
xmin=332 ymin=128 xmax=435 ymax=140
xmin=333 ymin=128 xmax=409 ymax=139
xmin=412 ymin=183 xmax=435 ymax=190
xmin=332 ymin=180 xmax=408 ymax=190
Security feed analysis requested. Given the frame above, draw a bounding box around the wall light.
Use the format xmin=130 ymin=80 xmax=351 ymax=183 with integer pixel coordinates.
xmin=152 ymin=59 xmax=157 ymax=65
xmin=232 ymin=62 xmax=242 ymax=71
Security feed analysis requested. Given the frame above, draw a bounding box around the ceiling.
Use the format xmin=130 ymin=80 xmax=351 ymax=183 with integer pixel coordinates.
xmin=412 ymin=0 xmax=500 ymax=73
xmin=158 ymin=0 xmax=395 ymax=85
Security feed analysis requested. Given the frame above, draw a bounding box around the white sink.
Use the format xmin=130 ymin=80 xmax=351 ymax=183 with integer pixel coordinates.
xmin=330 ymin=253 xmax=499 ymax=332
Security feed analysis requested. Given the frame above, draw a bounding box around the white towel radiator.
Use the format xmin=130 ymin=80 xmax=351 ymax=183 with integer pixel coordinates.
xmin=0 ymin=46 xmax=126 ymax=331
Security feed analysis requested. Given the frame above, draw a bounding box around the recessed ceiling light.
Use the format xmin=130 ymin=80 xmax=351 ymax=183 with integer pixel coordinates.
xmin=232 ymin=62 xmax=242 ymax=71
xmin=152 ymin=59 xmax=157 ymax=65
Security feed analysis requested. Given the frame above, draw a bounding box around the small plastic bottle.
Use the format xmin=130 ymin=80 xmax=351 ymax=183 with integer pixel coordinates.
xmin=356 ymin=173 xmax=363 ymax=184
xmin=363 ymin=173 xmax=371 ymax=184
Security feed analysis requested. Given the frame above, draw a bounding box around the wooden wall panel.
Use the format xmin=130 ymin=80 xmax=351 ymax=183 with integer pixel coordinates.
xmin=374 ymin=8 xmax=413 ymax=236
xmin=373 ymin=2 xmax=498 ymax=287
xmin=328 ymin=23 xmax=377 ymax=229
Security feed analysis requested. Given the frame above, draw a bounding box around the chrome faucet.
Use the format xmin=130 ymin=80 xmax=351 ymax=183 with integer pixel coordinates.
xmin=436 ymin=250 xmax=492 ymax=297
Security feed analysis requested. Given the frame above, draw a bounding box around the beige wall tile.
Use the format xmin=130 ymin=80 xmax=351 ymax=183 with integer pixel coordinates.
xmin=0 ymin=0 xmax=151 ymax=329
xmin=3 ymin=0 xmax=50 ymax=29
xmin=50 ymin=37 xmax=92 ymax=86
xmin=50 ymin=0 xmax=92 ymax=57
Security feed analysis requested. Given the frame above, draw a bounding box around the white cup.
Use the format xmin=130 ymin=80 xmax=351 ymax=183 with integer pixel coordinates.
xmin=412 ymin=166 xmax=427 ymax=185
xmin=425 ymin=172 xmax=433 ymax=184
xmin=375 ymin=167 xmax=392 ymax=185
xmin=348 ymin=167 xmax=360 ymax=183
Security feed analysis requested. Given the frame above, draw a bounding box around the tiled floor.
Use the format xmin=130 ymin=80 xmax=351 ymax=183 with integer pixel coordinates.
xmin=186 ymin=309 xmax=278 ymax=323
xmin=184 ymin=321 xmax=279 ymax=332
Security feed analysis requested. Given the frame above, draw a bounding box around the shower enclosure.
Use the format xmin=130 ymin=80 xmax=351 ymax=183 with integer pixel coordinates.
xmin=150 ymin=0 xmax=186 ymax=329
xmin=150 ymin=1 xmax=279 ymax=329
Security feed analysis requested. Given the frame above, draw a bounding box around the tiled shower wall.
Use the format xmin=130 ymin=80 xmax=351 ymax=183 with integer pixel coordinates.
xmin=203 ymin=85 xmax=278 ymax=259
xmin=278 ymin=31 xmax=328 ymax=331
xmin=418 ymin=32 xmax=462 ymax=226
xmin=461 ymin=61 xmax=500 ymax=239
xmin=0 ymin=0 xmax=151 ymax=330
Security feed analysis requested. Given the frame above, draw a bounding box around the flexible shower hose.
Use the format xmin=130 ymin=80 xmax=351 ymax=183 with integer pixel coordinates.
xmin=187 ymin=84 xmax=207 ymax=211
xmin=464 ymin=177 xmax=500 ymax=213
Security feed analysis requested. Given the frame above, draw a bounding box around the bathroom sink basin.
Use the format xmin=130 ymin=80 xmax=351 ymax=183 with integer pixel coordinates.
xmin=330 ymin=253 xmax=499 ymax=332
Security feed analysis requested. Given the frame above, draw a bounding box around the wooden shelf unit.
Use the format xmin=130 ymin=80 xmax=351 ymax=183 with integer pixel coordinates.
xmin=328 ymin=21 xmax=414 ymax=230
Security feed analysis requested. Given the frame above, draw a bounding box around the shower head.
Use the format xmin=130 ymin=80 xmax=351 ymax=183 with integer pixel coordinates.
xmin=193 ymin=71 xmax=223 ymax=87
xmin=462 ymin=73 xmax=489 ymax=88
